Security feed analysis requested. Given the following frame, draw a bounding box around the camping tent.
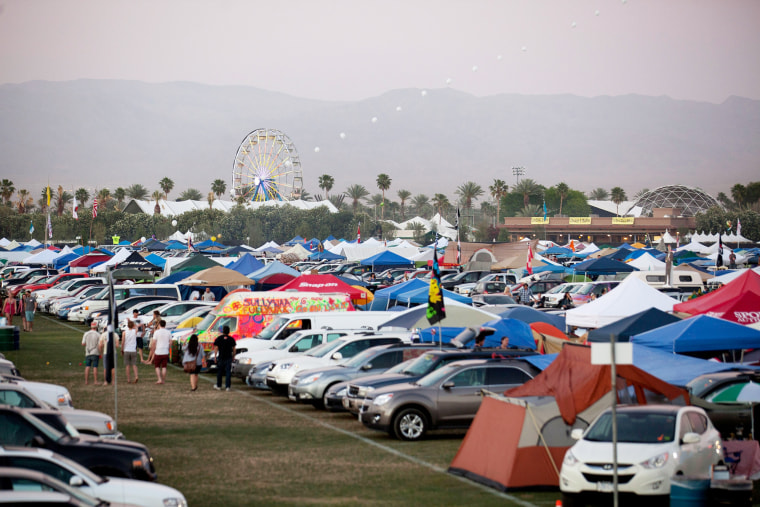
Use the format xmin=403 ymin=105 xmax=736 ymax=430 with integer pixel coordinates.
xmin=394 ymin=286 xmax=472 ymax=306
xmin=116 ymin=251 xmax=162 ymax=271
xmin=359 ymin=250 xmax=415 ymax=271
xmin=565 ymin=277 xmax=676 ymax=330
xmin=571 ymin=256 xmax=638 ymax=275
xmin=480 ymin=318 xmax=536 ymax=349
xmin=225 ymin=253 xmax=265 ymax=275
xmin=170 ymin=253 xmax=222 ymax=274
xmin=448 ymin=344 xmax=687 ymax=490
xmin=673 ymin=269 xmax=760 ymax=324
xmin=498 ymin=306 xmax=565 ymax=330
xmin=269 ymin=274 xmax=364 ymax=300
xmin=631 ymin=314 xmax=760 ymax=354
xmin=178 ymin=266 xmax=255 ymax=287
xmin=586 ymin=307 xmax=682 ymax=343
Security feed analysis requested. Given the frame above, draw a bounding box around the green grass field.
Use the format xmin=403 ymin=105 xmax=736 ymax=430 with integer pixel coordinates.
xmin=4 ymin=315 xmax=562 ymax=506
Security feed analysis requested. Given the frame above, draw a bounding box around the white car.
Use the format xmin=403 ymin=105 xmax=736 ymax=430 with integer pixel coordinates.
xmin=560 ymin=405 xmax=723 ymax=503
xmin=540 ymin=282 xmax=584 ymax=308
xmin=0 ymin=447 xmax=187 ymax=506
xmin=0 ymin=374 xmax=72 ymax=408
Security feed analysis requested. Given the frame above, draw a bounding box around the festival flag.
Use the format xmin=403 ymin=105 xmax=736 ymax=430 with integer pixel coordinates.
xmin=543 ymin=199 xmax=547 ymax=220
xmin=716 ymin=234 xmax=723 ymax=268
xmin=187 ymin=236 xmax=194 ymax=252
xmin=92 ymin=198 xmax=98 ymax=219
xmin=426 ymin=237 xmax=445 ymax=325
xmin=46 ymin=185 xmax=51 ymax=208
xmin=526 ymin=243 xmax=534 ymax=275
xmin=72 ymin=195 xmax=79 ymax=220
xmin=29 ymin=221 xmax=34 ymax=235
xmin=569 ymin=240 xmax=575 ymax=252
xmin=46 ymin=213 xmax=52 ymax=239
xmin=357 ymin=224 xmax=361 ymax=243
xmin=737 ymin=219 xmax=742 ymax=238
xmin=456 ymin=207 xmax=461 ymax=265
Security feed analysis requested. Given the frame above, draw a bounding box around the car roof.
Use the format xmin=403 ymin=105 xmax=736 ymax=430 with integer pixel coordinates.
xmin=607 ymin=404 xmax=683 ymax=415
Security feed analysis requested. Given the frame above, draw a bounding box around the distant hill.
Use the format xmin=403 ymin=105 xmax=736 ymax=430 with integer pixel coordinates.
xmin=0 ymin=79 xmax=758 ymax=199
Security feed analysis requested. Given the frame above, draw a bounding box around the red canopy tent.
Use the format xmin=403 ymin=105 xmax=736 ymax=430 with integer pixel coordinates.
xmin=269 ymin=274 xmax=364 ymax=301
xmin=673 ymin=269 xmax=760 ymax=325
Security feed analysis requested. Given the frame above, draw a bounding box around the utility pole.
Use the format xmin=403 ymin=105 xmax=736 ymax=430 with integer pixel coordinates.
xmin=512 ymin=166 xmax=525 ymax=185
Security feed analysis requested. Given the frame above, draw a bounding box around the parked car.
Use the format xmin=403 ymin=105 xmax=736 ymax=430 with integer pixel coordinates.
xmin=687 ymin=370 xmax=760 ymax=440
xmin=570 ymin=281 xmax=620 ymax=306
xmin=33 ymin=278 xmax=106 ymax=312
xmin=288 ymin=344 xmax=440 ymax=409
xmin=12 ymin=272 xmax=89 ymax=298
xmin=559 ymin=405 xmax=722 ymax=504
xmin=470 ymin=293 xmax=518 ymax=308
xmin=0 ymin=375 xmax=73 ymax=409
xmin=360 ymin=358 xmax=539 ymax=440
xmin=343 ymin=348 xmax=535 ymax=416
xmin=0 ymin=447 xmax=187 ymax=506
xmin=440 ymin=270 xmax=491 ymax=292
xmin=457 ymin=273 xmax=517 ymax=296
xmin=49 ymin=286 xmax=107 ymax=317
xmin=265 ymin=333 xmax=408 ymax=393
xmin=0 ymin=406 xmax=157 ymax=481
xmin=1 ymin=268 xmax=56 ymax=295
xmin=0 ymin=466 xmax=117 ymax=506
xmin=540 ymin=282 xmax=584 ymax=308
xmin=509 ymin=278 xmax=564 ymax=303
xmin=0 ymin=383 xmax=122 ymax=439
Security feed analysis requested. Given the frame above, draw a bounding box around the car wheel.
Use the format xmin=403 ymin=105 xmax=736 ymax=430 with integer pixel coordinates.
xmin=393 ymin=408 xmax=427 ymax=441
xmin=560 ymin=492 xmax=585 ymax=507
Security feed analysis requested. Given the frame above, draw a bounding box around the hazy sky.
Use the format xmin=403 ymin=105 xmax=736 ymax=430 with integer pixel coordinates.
xmin=1 ymin=0 xmax=759 ymax=103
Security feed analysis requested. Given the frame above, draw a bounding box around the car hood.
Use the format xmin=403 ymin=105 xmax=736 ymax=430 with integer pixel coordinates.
xmin=351 ymin=373 xmax=417 ymax=389
xmin=242 ymin=349 xmax=297 ymax=364
xmin=85 ymin=476 xmax=185 ymax=506
xmin=368 ymin=380 xmax=423 ymax=397
xmin=571 ymin=439 xmax=677 ymax=465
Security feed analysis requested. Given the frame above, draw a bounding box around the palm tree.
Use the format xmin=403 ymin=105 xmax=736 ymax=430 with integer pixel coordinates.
xmin=96 ymin=188 xmax=111 ymax=209
xmin=610 ymin=186 xmax=627 ymax=216
xmin=159 ymin=177 xmax=174 ymax=200
xmin=207 ymin=191 xmax=215 ymax=209
xmin=516 ymin=204 xmax=542 ymax=217
xmin=344 ymin=184 xmax=369 ymax=214
xmin=431 ymin=193 xmax=450 ymax=222
xmin=409 ymin=221 xmax=426 ymax=243
xmin=0 ymin=179 xmax=15 ymax=206
xmin=54 ymin=186 xmax=72 ymax=217
xmin=328 ymin=194 xmax=346 ymax=210
xmin=397 ymin=189 xmax=412 ymax=220
xmin=211 ymin=179 xmax=227 ymax=199
xmin=555 ymin=182 xmax=570 ymax=216
xmin=151 ymin=190 xmax=163 ymax=215
xmin=513 ymin=178 xmax=540 ymax=209
xmin=318 ymin=174 xmax=335 ymax=200
xmin=411 ymin=194 xmax=430 ymax=216
xmin=456 ymin=181 xmax=484 ymax=211
xmin=731 ymin=184 xmax=746 ymax=208
xmin=588 ymin=187 xmax=609 ymax=200
xmin=125 ymin=184 xmax=149 ymax=200
xmin=15 ymin=189 xmax=33 ymax=214
xmin=489 ymin=179 xmax=508 ymax=223
xmin=75 ymin=188 xmax=89 ymax=208
xmin=366 ymin=194 xmax=384 ymax=219
xmin=376 ymin=173 xmax=392 ymax=219
xmin=178 ymin=188 xmax=203 ymax=201
xmin=113 ymin=187 xmax=126 ymax=210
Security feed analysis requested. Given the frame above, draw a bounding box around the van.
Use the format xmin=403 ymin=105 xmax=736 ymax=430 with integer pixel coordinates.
xmin=196 ymin=291 xmax=354 ymax=350
xmin=624 ymin=270 xmax=704 ymax=291
xmin=67 ymin=283 xmax=182 ymax=322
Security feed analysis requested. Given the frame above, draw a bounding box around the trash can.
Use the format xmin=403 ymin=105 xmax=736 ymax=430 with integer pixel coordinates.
xmin=0 ymin=326 xmax=15 ymax=351
xmin=708 ymin=479 xmax=753 ymax=507
xmin=670 ymin=477 xmax=710 ymax=507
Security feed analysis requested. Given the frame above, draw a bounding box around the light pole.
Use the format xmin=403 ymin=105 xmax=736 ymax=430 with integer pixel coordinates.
xmin=512 ymin=166 xmax=525 ymax=185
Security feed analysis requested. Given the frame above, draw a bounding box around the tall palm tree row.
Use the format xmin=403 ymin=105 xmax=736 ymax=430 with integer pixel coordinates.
xmin=489 ymin=179 xmax=508 ymax=224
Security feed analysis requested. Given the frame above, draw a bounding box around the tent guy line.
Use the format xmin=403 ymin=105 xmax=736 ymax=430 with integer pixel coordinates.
xmin=41 ymin=312 xmax=537 ymax=506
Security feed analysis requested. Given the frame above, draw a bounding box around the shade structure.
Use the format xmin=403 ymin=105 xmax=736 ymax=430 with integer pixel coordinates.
xmin=571 ymin=256 xmax=638 ymax=275
xmin=480 ymin=318 xmax=536 ymax=350
xmin=171 ymin=254 xmax=221 ymax=273
xmin=673 ymin=269 xmax=760 ymax=324
xmin=586 ymin=307 xmax=681 ymax=343
xmin=395 ymin=286 xmax=471 ymax=305
xmin=269 ymin=273 xmax=364 ymax=300
xmin=225 ymin=253 xmax=264 ymax=275
xmin=631 ymin=314 xmax=760 ymax=354
xmin=498 ymin=306 xmax=565 ymax=329
xmin=178 ymin=266 xmax=255 ymax=286
xmin=379 ymin=300 xmax=500 ymax=330
xmin=111 ymin=268 xmax=155 ymax=281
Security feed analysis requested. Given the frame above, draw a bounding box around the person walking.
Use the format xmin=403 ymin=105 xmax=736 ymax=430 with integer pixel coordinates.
xmin=517 ymin=283 xmax=533 ymax=306
xmin=213 ymin=325 xmax=236 ymax=391
xmin=183 ymin=334 xmax=204 ymax=391
xmin=121 ymin=320 xmax=139 ymax=384
xmin=132 ymin=309 xmax=146 ymax=362
xmin=81 ymin=321 xmax=101 ymax=385
xmin=3 ymin=292 xmax=17 ymax=326
xmin=201 ymin=288 xmax=215 ymax=302
xmin=22 ymin=291 xmax=36 ymax=332
xmin=147 ymin=319 xmax=171 ymax=384
xmin=99 ymin=328 xmax=118 ymax=385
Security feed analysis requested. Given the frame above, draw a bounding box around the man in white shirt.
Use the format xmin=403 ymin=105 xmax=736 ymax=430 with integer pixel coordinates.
xmin=149 ymin=320 xmax=172 ymax=384
xmin=201 ymin=288 xmax=215 ymax=302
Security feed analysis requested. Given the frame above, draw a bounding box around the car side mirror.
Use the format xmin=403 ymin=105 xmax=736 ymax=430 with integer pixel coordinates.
xmin=682 ymin=432 xmax=700 ymax=445
xmin=361 ymin=363 xmax=373 ymax=371
xmin=442 ymin=381 xmax=455 ymax=389
xmin=331 ymin=352 xmax=343 ymax=360
xmin=69 ymin=475 xmax=84 ymax=487
xmin=30 ymin=435 xmax=45 ymax=448
xmin=570 ymin=428 xmax=584 ymax=440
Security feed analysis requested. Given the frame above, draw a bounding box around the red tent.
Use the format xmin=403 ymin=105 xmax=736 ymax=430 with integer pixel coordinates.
xmin=67 ymin=253 xmax=112 ymax=268
xmin=269 ymin=274 xmax=364 ymax=300
xmin=673 ymin=269 xmax=760 ymax=324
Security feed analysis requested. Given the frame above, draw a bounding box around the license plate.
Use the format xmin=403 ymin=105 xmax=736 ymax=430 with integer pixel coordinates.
xmin=596 ymin=482 xmax=613 ymax=493
xmin=342 ymin=398 xmax=350 ymax=409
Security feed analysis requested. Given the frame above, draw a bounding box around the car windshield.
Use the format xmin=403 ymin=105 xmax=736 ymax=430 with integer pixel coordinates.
xmin=195 ymin=312 xmax=217 ymax=332
xmin=258 ymin=316 xmax=290 ymax=339
xmin=21 ymin=411 xmax=67 ymax=443
xmin=576 ymin=283 xmax=595 ymax=295
xmin=415 ymin=363 xmax=461 ymax=387
xmin=401 ymin=353 xmax=441 ymax=376
xmin=584 ymin=411 xmax=677 ymax=443
xmin=544 ymin=285 xmax=567 ymax=295
xmin=343 ymin=347 xmax=381 ymax=368
xmin=274 ymin=332 xmax=309 ymax=351
xmin=306 ymin=339 xmax=346 ymax=358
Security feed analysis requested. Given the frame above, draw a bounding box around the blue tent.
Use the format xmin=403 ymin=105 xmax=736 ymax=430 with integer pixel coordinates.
xmin=587 ymin=307 xmax=682 ymax=343
xmin=543 ymin=246 xmax=573 ymax=256
xmin=625 ymin=248 xmax=665 ymax=261
xmin=531 ymin=264 xmax=570 ymax=274
xmin=308 ymin=250 xmax=346 ymax=261
xmin=572 ymin=256 xmax=638 ymax=275
xmin=164 ymin=241 xmax=188 ymax=251
xmin=247 ymin=261 xmax=299 ymax=281
xmin=606 ymin=247 xmax=636 ymax=261
xmin=283 ymin=235 xmax=305 ymax=246
xmin=395 ymin=286 xmax=471 ymax=305
xmin=359 ymin=250 xmax=414 ymax=271
xmin=631 ymin=315 xmax=760 ymax=354
xmin=498 ymin=306 xmax=565 ymax=330
xmin=481 ymin=318 xmax=537 ymax=349
xmin=145 ymin=253 xmax=166 ymax=268
xmin=156 ymin=270 xmax=195 ymax=284
xmin=72 ymin=246 xmax=109 ymax=255
xmin=53 ymin=253 xmax=79 ymax=270
xmin=524 ymin=344 xmax=744 ymax=387
xmin=416 ymin=327 xmax=469 ymax=344
xmin=194 ymin=239 xmax=226 ymax=250
xmin=226 ymin=253 xmax=264 ymax=275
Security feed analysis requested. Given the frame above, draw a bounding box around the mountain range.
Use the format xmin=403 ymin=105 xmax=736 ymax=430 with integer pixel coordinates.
xmin=1 ymin=79 xmax=758 ymax=201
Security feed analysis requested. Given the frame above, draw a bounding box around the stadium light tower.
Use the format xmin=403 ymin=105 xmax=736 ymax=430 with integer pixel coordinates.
xmin=512 ymin=166 xmax=525 ymax=185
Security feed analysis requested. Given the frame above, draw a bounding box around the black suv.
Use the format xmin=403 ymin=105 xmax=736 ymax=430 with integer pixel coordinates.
xmin=440 ymin=270 xmax=490 ymax=291
xmin=342 ymin=348 xmax=536 ymax=415
xmin=0 ymin=406 xmax=157 ymax=481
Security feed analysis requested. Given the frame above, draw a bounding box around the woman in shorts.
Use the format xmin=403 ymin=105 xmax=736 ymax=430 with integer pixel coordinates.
xmin=182 ymin=334 xmax=204 ymax=391
xmin=121 ymin=319 xmax=139 ymax=383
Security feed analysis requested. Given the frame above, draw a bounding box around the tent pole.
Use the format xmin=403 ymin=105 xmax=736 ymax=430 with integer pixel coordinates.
xmin=610 ymin=332 xmax=619 ymax=507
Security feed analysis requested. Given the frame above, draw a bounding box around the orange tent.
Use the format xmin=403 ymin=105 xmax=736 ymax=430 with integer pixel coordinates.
xmin=529 ymin=321 xmax=575 ymax=354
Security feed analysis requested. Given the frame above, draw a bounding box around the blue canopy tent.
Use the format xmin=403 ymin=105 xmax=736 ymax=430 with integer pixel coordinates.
xmin=480 ymin=318 xmax=537 ymax=349
xmin=395 ymin=286 xmax=471 ymax=306
xmin=53 ymin=253 xmax=79 ymax=270
xmin=542 ymin=246 xmax=573 ymax=256
xmin=587 ymin=307 xmax=682 ymax=343
xmin=226 ymin=253 xmax=264 ymax=275
xmin=572 ymin=256 xmax=638 ymax=275
xmin=524 ymin=344 xmax=745 ymax=387
xmin=141 ymin=239 xmax=169 ymax=251
xmin=416 ymin=327 xmax=469 ymax=344
xmin=145 ymin=253 xmax=166 ymax=269
xmin=194 ymin=239 xmax=226 ymax=250
xmin=367 ymin=278 xmax=429 ymax=310
xmin=164 ymin=241 xmax=188 ymax=251
xmin=607 ymin=247 xmax=636 ymax=261
xmin=631 ymin=315 xmax=760 ymax=355
xmin=359 ymin=250 xmax=414 ymax=272
xmin=625 ymin=248 xmax=665 ymax=261
xmin=498 ymin=306 xmax=565 ymax=330
xmin=156 ymin=270 xmax=195 ymax=284
xmin=283 ymin=235 xmax=305 ymax=246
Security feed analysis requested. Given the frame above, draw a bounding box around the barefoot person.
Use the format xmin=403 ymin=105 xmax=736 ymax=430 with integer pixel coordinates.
xmin=121 ymin=319 xmax=139 ymax=384
xmin=183 ymin=334 xmax=204 ymax=391
xmin=81 ymin=321 xmax=101 ymax=385
xmin=147 ymin=319 xmax=171 ymax=384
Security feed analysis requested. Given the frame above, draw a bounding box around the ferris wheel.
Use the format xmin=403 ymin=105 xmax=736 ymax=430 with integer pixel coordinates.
xmin=231 ymin=128 xmax=303 ymax=202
